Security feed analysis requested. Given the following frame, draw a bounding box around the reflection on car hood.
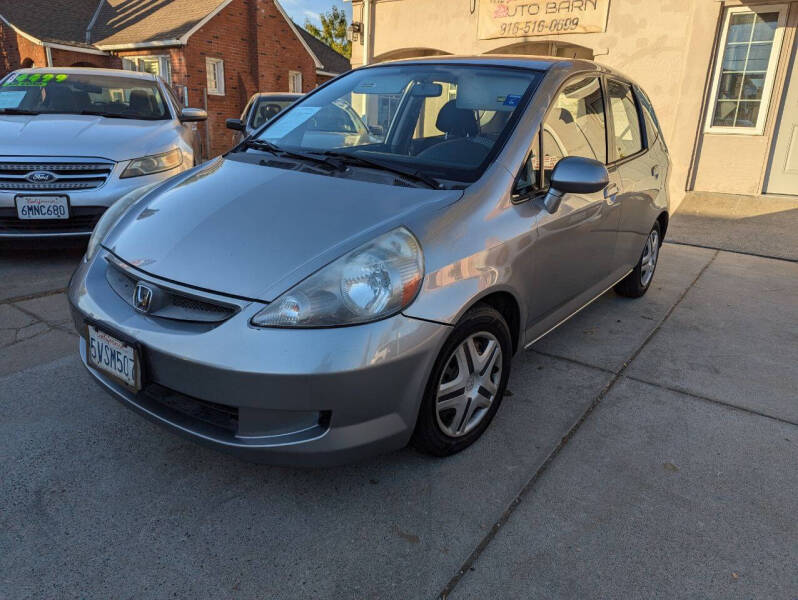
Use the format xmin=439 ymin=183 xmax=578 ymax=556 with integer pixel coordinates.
xmin=105 ymin=157 xmax=462 ymax=301
xmin=0 ymin=114 xmax=178 ymax=161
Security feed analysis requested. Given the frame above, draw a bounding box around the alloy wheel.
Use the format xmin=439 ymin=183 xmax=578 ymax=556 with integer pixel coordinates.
xmin=640 ymin=229 xmax=660 ymax=287
xmin=435 ymin=332 xmax=503 ymax=438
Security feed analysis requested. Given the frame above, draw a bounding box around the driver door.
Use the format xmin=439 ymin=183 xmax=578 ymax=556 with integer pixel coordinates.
xmin=523 ymin=75 xmax=622 ymax=339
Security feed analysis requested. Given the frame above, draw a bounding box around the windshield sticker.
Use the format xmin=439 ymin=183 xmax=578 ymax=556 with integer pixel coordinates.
xmin=503 ymin=94 xmax=522 ymax=107
xmin=0 ymin=91 xmax=26 ymax=109
xmin=262 ymin=106 xmax=321 ymax=139
xmin=3 ymin=73 xmax=69 ymax=87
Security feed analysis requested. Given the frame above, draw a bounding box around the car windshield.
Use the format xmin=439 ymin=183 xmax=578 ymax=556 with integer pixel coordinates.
xmin=253 ymin=64 xmax=543 ymax=184
xmin=0 ymin=72 xmax=170 ymax=120
xmin=250 ymin=96 xmax=298 ymax=128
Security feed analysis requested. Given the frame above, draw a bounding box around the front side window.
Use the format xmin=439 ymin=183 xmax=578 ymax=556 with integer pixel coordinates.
xmin=0 ymin=72 xmax=170 ymax=120
xmin=515 ymin=131 xmax=541 ymax=195
xmin=541 ymin=76 xmax=606 ymax=186
xmin=254 ymin=64 xmax=543 ymax=184
xmin=607 ymin=80 xmax=643 ymax=160
xmin=707 ymin=6 xmax=786 ymax=133
xmin=206 ymin=58 xmax=225 ymax=96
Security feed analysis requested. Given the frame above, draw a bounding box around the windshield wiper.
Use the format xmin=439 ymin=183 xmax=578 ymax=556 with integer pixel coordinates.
xmin=80 ymin=110 xmax=165 ymax=120
xmin=321 ymin=150 xmax=442 ymax=189
xmin=0 ymin=108 xmax=41 ymax=115
xmin=78 ymin=110 xmax=145 ymax=120
xmin=244 ymin=139 xmax=342 ymax=172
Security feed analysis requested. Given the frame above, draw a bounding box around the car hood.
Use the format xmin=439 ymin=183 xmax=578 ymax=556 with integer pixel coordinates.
xmin=0 ymin=114 xmax=177 ymax=161
xmin=106 ymin=157 xmax=462 ymax=302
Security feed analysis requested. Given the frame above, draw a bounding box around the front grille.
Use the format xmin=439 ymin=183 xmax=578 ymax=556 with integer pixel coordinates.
xmin=0 ymin=206 xmax=104 ymax=233
xmin=0 ymin=160 xmax=114 ymax=191
xmin=142 ymin=383 xmax=239 ymax=433
xmin=105 ymin=259 xmax=238 ymax=323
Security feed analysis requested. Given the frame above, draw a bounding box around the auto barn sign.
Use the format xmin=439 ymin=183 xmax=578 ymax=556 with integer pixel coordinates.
xmin=478 ymin=0 xmax=610 ymax=40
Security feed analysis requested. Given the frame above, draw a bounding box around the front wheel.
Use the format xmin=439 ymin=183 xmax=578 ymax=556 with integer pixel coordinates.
xmin=411 ymin=304 xmax=512 ymax=457
xmin=615 ymin=221 xmax=661 ymax=298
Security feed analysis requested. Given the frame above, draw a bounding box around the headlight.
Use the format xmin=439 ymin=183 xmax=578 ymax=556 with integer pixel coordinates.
xmin=251 ymin=227 xmax=424 ymax=328
xmin=121 ymin=148 xmax=182 ymax=178
xmin=85 ymin=183 xmax=158 ymax=263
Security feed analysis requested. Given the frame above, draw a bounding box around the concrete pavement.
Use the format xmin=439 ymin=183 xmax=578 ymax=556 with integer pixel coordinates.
xmin=668 ymin=192 xmax=798 ymax=261
xmin=1 ymin=241 xmax=796 ymax=599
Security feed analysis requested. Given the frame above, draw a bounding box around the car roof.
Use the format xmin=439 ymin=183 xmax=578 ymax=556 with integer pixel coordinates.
xmin=365 ymin=54 xmax=635 ymax=88
xmin=253 ymin=92 xmax=303 ymax=99
xmin=9 ymin=67 xmax=159 ymax=81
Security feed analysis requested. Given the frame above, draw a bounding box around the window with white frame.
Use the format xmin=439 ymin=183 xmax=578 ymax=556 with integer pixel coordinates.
xmin=206 ymin=58 xmax=225 ymax=96
xmin=706 ymin=5 xmax=787 ymax=134
xmin=122 ymin=56 xmax=172 ymax=82
xmin=289 ymin=70 xmax=303 ymax=93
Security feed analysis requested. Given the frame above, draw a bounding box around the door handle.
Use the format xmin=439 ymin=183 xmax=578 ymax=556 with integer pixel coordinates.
xmin=603 ymin=182 xmax=619 ymax=202
xmin=651 ymin=165 xmax=660 ymax=179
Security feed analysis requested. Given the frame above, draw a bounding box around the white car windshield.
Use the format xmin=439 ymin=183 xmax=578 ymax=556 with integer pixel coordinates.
xmin=0 ymin=72 xmax=170 ymax=120
xmin=254 ymin=64 xmax=543 ymax=184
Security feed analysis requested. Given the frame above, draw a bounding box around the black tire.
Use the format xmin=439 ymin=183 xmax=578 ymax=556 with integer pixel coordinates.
xmin=411 ymin=304 xmax=513 ymax=457
xmin=614 ymin=221 xmax=662 ymax=298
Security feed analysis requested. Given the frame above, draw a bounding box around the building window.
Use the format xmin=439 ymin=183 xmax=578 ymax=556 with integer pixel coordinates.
xmin=706 ymin=5 xmax=787 ymax=135
xmin=206 ymin=58 xmax=225 ymax=96
xmin=122 ymin=56 xmax=171 ymax=82
xmin=289 ymin=70 xmax=303 ymax=93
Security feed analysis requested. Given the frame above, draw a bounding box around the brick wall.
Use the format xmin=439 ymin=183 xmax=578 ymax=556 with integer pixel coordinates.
xmin=0 ymin=24 xmax=46 ymax=75
xmin=49 ymin=47 xmax=120 ymax=69
xmin=179 ymin=0 xmax=319 ymax=157
xmin=1 ymin=23 xmax=119 ymax=76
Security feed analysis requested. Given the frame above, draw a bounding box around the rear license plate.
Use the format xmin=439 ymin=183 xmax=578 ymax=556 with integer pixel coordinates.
xmin=87 ymin=325 xmax=140 ymax=391
xmin=16 ymin=195 xmax=69 ymax=220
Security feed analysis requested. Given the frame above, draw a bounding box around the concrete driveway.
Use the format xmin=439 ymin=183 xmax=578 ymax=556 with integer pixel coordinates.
xmin=1 ymin=241 xmax=796 ymax=599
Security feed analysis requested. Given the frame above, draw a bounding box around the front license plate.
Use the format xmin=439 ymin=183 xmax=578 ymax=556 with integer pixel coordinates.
xmin=87 ymin=325 xmax=140 ymax=390
xmin=16 ymin=195 xmax=69 ymax=220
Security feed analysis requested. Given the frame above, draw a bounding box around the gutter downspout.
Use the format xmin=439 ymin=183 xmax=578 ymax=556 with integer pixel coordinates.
xmin=362 ymin=0 xmax=372 ymax=66
xmin=86 ymin=0 xmax=105 ymax=44
xmin=45 ymin=45 xmax=53 ymax=66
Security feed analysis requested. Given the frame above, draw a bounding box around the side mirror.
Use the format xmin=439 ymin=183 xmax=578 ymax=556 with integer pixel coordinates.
xmin=543 ymin=156 xmax=609 ymax=213
xmin=180 ymin=108 xmax=207 ymax=122
xmin=226 ymin=118 xmax=245 ymax=131
xmin=368 ymin=125 xmax=384 ymax=137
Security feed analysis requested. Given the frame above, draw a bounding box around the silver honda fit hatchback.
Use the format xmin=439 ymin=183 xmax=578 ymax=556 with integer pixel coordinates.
xmin=69 ymin=56 xmax=670 ymax=466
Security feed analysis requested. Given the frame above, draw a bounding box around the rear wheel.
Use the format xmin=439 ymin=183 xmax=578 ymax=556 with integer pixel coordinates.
xmin=615 ymin=221 xmax=661 ymax=298
xmin=411 ymin=304 xmax=512 ymax=456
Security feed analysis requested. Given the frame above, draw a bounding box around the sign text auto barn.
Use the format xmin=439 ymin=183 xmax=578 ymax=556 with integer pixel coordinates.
xmin=478 ymin=0 xmax=610 ymax=40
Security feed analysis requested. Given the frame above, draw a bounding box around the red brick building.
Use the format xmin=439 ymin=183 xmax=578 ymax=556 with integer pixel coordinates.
xmin=0 ymin=0 xmax=350 ymax=157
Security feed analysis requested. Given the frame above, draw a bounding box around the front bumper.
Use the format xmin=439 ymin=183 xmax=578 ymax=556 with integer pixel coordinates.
xmin=68 ymin=251 xmax=451 ymax=466
xmin=0 ymin=166 xmax=181 ymax=239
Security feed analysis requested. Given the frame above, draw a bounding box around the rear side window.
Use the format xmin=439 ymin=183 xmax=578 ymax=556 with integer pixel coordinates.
xmin=542 ymin=75 xmax=606 ymax=186
xmin=607 ymin=80 xmax=643 ymax=160
xmin=635 ymin=86 xmax=666 ymax=150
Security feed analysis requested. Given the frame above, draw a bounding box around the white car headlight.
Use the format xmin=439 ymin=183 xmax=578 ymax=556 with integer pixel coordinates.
xmin=251 ymin=227 xmax=424 ymax=328
xmin=85 ymin=183 xmax=159 ymax=263
xmin=121 ymin=148 xmax=182 ymax=178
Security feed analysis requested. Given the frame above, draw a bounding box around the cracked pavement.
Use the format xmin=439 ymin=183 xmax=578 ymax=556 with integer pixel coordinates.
xmin=1 ymin=241 xmax=796 ymax=599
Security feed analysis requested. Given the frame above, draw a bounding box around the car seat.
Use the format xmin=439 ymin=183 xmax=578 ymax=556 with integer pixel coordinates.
xmin=416 ymin=100 xmax=490 ymax=165
xmin=128 ymin=90 xmax=155 ymax=116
